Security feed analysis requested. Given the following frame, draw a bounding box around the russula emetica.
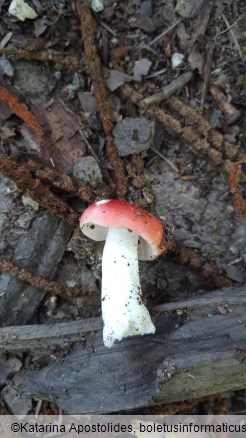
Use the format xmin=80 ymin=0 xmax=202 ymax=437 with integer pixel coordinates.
xmin=80 ymin=199 xmax=167 ymax=347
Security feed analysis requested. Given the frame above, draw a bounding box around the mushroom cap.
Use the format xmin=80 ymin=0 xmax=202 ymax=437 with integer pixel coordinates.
xmin=80 ymin=199 xmax=167 ymax=261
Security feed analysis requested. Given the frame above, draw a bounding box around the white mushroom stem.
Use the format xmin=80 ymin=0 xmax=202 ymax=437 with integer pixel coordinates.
xmin=101 ymin=227 xmax=155 ymax=348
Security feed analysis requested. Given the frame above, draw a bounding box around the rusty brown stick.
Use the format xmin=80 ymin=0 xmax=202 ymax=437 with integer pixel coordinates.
xmin=120 ymin=84 xmax=246 ymax=172
xmin=0 ymin=86 xmax=43 ymax=137
xmin=120 ymin=84 xmax=223 ymax=166
xmin=27 ymin=159 xmax=95 ymax=203
xmin=142 ymin=71 xmax=193 ymax=106
xmin=174 ymin=246 xmax=234 ymax=289
xmin=0 ymin=156 xmax=79 ymax=226
xmin=0 ymin=47 xmax=81 ymax=70
xmin=76 ymin=0 xmax=128 ymax=199
xmin=0 ymin=257 xmax=89 ymax=298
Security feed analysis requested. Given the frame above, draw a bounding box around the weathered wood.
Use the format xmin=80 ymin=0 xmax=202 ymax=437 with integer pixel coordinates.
xmin=1 ymin=286 xmax=246 ymax=414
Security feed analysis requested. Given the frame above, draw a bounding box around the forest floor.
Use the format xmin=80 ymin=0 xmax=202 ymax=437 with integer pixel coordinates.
xmin=0 ymin=0 xmax=246 ymax=415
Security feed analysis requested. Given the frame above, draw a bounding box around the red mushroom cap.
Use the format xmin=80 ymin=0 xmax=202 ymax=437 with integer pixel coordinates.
xmin=80 ymin=199 xmax=167 ymax=261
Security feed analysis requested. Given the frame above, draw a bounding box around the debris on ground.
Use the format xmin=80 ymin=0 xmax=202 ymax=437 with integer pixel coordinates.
xmin=0 ymin=0 xmax=245 ymax=415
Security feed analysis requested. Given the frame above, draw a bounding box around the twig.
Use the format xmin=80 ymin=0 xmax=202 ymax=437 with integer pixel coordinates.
xmin=26 ymin=158 xmax=95 ymax=203
xmin=142 ymin=71 xmax=193 ymax=106
xmin=0 ymin=156 xmax=79 ymax=227
xmin=190 ymin=0 xmax=212 ymax=44
xmin=0 ymin=257 xmax=90 ymax=298
xmin=120 ymin=84 xmax=246 ymax=211
xmin=79 ymin=129 xmax=100 ymax=163
xmin=150 ymin=146 xmax=179 ymax=173
xmin=164 ymin=95 xmax=246 ymax=163
xmin=34 ymin=401 xmax=43 ymax=417
xmin=145 ymin=68 xmax=167 ymax=79
xmin=76 ymin=0 xmax=128 ymax=199
xmin=216 ymin=16 xmax=241 ymax=36
xmin=228 ymin=163 xmax=246 ymax=219
xmin=146 ymin=19 xmax=182 ymax=48
xmin=120 ymin=84 xmax=224 ymax=167
xmin=99 ymin=21 xmax=117 ymax=37
xmin=0 ymin=85 xmax=43 ymax=137
xmin=174 ymin=246 xmax=234 ymax=289
xmin=200 ymin=45 xmax=213 ymax=114
xmin=0 ymin=47 xmax=81 ymax=70
xmin=222 ymin=13 xmax=245 ymax=60
xmin=209 ymin=84 xmax=241 ymax=125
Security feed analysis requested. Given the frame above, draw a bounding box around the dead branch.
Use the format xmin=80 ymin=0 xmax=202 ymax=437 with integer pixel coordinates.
xmin=210 ymin=84 xmax=241 ymax=125
xmin=26 ymin=159 xmax=95 ymax=203
xmin=174 ymin=246 xmax=234 ymax=289
xmin=120 ymin=85 xmax=246 ymax=177
xmin=120 ymin=84 xmax=224 ymax=166
xmin=200 ymin=45 xmax=213 ymax=114
xmin=0 ymin=257 xmax=90 ymax=299
xmin=76 ymin=0 xmax=128 ymax=199
xmin=3 ymin=286 xmax=246 ymax=413
xmin=0 ymin=47 xmax=81 ymax=70
xmin=0 ymin=156 xmax=79 ymax=226
xmin=142 ymin=71 xmax=193 ymax=106
xmin=0 ymin=85 xmax=43 ymax=137
xmin=222 ymin=13 xmax=245 ymax=61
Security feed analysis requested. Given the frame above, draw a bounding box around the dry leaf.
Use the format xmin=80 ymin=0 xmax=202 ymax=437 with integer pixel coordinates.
xmin=33 ymin=98 xmax=86 ymax=173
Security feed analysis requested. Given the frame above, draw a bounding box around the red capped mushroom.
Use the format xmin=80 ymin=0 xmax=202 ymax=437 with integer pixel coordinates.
xmin=80 ymin=199 xmax=167 ymax=347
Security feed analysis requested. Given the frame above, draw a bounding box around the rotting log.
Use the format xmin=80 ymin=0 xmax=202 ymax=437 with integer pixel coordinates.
xmin=1 ymin=286 xmax=246 ymax=414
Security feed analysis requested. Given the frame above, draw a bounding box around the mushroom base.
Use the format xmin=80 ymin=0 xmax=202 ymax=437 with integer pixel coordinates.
xmin=101 ymin=227 xmax=155 ymax=348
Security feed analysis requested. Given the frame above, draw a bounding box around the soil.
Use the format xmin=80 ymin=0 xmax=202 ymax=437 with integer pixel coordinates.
xmin=0 ymin=0 xmax=245 ymax=415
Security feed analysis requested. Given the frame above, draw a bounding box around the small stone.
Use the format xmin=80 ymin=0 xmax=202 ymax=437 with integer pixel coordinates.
xmin=2 ymin=374 xmax=32 ymax=414
xmin=217 ymin=306 xmax=227 ymax=315
xmin=229 ymin=245 xmax=239 ymax=255
xmin=0 ymin=55 xmax=14 ymax=77
xmin=140 ymin=0 xmax=153 ymax=17
xmin=175 ymin=0 xmax=204 ymax=18
xmin=54 ymin=71 xmax=62 ymax=80
xmin=22 ymin=195 xmax=39 ymax=211
xmin=91 ymin=0 xmax=104 ymax=12
xmin=113 ymin=117 xmax=155 ymax=156
xmin=8 ymin=0 xmax=37 ymax=21
xmin=73 ymin=156 xmax=102 ymax=189
xmin=226 ymin=265 xmax=245 ymax=284
xmin=171 ymin=53 xmax=184 ymax=68
xmin=142 ymin=186 xmax=154 ymax=204
xmin=224 ymin=134 xmax=237 ymax=144
xmin=78 ymin=91 xmax=98 ymax=113
xmin=133 ymin=58 xmax=152 ymax=80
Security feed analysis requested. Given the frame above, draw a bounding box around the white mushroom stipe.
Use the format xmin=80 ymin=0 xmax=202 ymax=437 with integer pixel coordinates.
xmin=101 ymin=227 xmax=155 ymax=348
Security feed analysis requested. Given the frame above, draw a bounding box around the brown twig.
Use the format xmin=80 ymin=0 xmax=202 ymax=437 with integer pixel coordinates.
xmin=209 ymin=84 xmax=241 ymax=126
xmin=222 ymin=13 xmax=245 ymax=61
xmin=164 ymin=96 xmax=245 ymax=163
xmin=228 ymin=163 xmax=246 ymax=219
xmin=174 ymin=246 xmax=234 ymax=289
xmin=200 ymin=45 xmax=213 ymax=114
xmin=144 ymin=19 xmax=182 ymax=49
xmin=76 ymin=0 xmax=128 ymax=199
xmin=151 ymin=146 xmax=179 ymax=173
xmin=0 ymin=257 xmax=89 ymax=299
xmin=120 ymin=84 xmax=224 ymax=166
xmin=0 ymin=85 xmax=43 ymax=137
xmin=0 ymin=156 xmax=79 ymax=226
xmin=26 ymin=159 xmax=95 ymax=203
xmin=120 ymin=84 xmax=246 ymax=215
xmin=0 ymin=47 xmax=81 ymax=70
xmin=142 ymin=71 xmax=193 ymax=106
